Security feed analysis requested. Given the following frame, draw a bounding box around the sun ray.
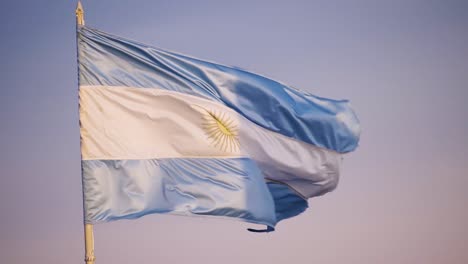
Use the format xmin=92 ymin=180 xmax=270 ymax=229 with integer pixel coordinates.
xmin=198 ymin=107 xmax=240 ymax=153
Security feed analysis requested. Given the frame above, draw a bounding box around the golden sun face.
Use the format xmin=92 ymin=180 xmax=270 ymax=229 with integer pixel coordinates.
xmin=201 ymin=109 xmax=240 ymax=153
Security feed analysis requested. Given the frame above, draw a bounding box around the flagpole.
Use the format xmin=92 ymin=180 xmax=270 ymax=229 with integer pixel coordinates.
xmin=84 ymin=223 xmax=95 ymax=264
xmin=76 ymin=2 xmax=95 ymax=264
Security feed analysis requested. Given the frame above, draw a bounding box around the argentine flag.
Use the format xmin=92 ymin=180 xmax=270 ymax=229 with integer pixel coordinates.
xmin=78 ymin=26 xmax=360 ymax=231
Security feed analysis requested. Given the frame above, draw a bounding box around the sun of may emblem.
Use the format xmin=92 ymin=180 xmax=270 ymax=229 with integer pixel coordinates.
xmin=200 ymin=108 xmax=240 ymax=153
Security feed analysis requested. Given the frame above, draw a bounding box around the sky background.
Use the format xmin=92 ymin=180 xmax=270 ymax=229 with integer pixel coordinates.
xmin=1 ymin=0 xmax=467 ymax=263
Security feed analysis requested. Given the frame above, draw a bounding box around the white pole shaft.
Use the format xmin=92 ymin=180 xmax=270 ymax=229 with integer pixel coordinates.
xmin=76 ymin=1 xmax=91 ymax=263
xmin=84 ymin=224 xmax=95 ymax=264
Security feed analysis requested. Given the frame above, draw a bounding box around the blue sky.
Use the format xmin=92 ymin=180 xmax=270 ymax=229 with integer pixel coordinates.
xmin=1 ymin=0 xmax=467 ymax=263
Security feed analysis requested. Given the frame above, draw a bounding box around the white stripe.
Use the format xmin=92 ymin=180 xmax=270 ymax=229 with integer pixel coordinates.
xmin=80 ymin=85 xmax=342 ymax=198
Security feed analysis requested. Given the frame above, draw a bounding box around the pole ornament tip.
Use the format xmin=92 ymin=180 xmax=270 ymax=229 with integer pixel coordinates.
xmin=76 ymin=1 xmax=85 ymax=26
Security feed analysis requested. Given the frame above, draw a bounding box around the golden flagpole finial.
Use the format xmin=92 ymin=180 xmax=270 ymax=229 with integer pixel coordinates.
xmin=76 ymin=1 xmax=85 ymax=26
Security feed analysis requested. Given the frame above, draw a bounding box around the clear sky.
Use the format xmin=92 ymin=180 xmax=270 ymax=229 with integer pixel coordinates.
xmin=1 ymin=0 xmax=467 ymax=263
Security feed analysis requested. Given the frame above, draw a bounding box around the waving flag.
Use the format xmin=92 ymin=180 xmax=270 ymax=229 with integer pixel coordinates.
xmin=78 ymin=26 xmax=360 ymax=231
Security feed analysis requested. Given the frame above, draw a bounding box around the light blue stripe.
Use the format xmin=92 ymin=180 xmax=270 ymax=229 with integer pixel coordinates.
xmin=78 ymin=26 xmax=360 ymax=153
xmin=267 ymin=182 xmax=308 ymax=222
xmin=82 ymin=158 xmax=277 ymax=227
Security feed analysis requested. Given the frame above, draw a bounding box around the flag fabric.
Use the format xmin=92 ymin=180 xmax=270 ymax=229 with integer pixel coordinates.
xmin=78 ymin=26 xmax=360 ymax=231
